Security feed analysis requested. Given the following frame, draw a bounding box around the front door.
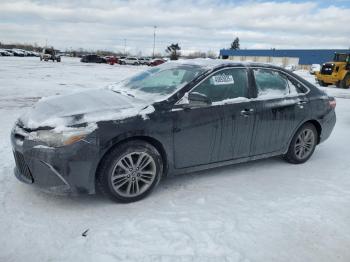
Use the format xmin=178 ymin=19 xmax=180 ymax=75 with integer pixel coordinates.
xmin=173 ymin=67 xmax=255 ymax=168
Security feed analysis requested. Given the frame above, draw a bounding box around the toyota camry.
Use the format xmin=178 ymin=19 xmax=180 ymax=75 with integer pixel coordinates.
xmin=11 ymin=60 xmax=336 ymax=202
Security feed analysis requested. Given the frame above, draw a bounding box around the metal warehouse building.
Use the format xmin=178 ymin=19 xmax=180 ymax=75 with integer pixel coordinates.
xmin=220 ymin=49 xmax=350 ymax=66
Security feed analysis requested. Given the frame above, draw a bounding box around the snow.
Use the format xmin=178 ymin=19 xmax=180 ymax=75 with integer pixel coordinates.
xmin=19 ymin=88 xmax=151 ymax=130
xmin=213 ymin=97 xmax=250 ymax=105
xmin=1 ymin=57 xmax=350 ymax=262
xmin=140 ymin=105 xmax=155 ymax=120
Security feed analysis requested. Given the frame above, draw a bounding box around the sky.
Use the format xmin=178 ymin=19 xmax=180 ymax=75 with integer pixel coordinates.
xmin=0 ymin=0 xmax=350 ymax=55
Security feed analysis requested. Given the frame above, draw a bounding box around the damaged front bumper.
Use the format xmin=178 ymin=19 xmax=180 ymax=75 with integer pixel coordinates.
xmin=11 ymin=124 xmax=100 ymax=195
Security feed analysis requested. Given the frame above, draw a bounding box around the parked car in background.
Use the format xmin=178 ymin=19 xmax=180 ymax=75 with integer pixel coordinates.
xmin=11 ymin=60 xmax=336 ymax=203
xmin=119 ymin=57 xmax=140 ymax=65
xmin=26 ymin=51 xmax=39 ymax=57
xmin=80 ymin=54 xmax=106 ymax=63
xmin=4 ymin=49 xmax=14 ymax=56
xmin=138 ymin=57 xmax=151 ymax=65
xmin=310 ymin=64 xmax=321 ymax=75
xmin=285 ymin=64 xmax=297 ymax=72
xmin=1 ymin=49 xmax=38 ymax=56
xmin=40 ymin=48 xmax=61 ymax=62
xmin=13 ymin=49 xmax=27 ymax=56
xmin=0 ymin=49 xmax=12 ymax=56
xmin=8 ymin=49 xmax=25 ymax=57
xmin=104 ymin=56 xmax=118 ymax=65
xmin=149 ymin=58 xmax=165 ymax=66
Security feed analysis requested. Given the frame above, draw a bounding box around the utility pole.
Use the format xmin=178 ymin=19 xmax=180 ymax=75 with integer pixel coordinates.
xmin=124 ymin=39 xmax=126 ymax=56
xmin=153 ymin=26 xmax=157 ymax=58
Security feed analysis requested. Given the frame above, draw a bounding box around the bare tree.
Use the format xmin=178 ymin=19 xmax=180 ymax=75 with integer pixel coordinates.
xmin=230 ymin=37 xmax=240 ymax=50
xmin=166 ymin=43 xmax=181 ymax=60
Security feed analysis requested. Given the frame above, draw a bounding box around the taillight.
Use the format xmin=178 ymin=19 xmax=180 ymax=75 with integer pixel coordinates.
xmin=329 ymin=99 xmax=336 ymax=109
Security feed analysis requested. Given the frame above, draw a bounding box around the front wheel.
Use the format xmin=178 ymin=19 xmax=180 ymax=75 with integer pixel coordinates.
xmin=97 ymin=140 xmax=163 ymax=203
xmin=284 ymin=123 xmax=318 ymax=164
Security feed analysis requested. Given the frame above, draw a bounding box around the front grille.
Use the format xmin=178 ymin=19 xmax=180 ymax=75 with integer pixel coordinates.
xmin=320 ymin=64 xmax=334 ymax=75
xmin=13 ymin=151 xmax=33 ymax=182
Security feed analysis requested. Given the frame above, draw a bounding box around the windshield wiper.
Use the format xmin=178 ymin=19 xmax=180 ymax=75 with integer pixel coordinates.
xmin=111 ymin=89 xmax=135 ymax=98
xmin=126 ymin=93 xmax=135 ymax=98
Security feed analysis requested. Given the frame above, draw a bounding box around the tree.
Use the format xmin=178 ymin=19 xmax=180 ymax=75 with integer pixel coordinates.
xmin=186 ymin=51 xmax=206 ymax=59
xmin=206 ymin=50 xmax=218 ymax=59
xmin=230 ymin=37 xmax=240 ymax=50
xmin=166 ymin=43 xmax=181 ymax=60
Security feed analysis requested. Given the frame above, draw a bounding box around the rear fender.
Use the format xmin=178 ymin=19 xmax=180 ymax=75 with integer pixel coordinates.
xmin=283 ymin=119 xmax=322 ymax=154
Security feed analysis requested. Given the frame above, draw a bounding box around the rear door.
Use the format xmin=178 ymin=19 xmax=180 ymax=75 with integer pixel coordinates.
xmin=250 ymin=68 xmax=309 ymax=156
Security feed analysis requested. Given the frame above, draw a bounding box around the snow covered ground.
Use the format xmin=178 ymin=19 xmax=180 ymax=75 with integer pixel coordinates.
xmin=0 ymin=57 xmax=350 ymax=262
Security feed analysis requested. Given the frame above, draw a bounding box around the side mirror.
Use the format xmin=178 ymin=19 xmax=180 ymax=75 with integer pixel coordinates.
xmin=175 ymin=92 xmax=211 ymax=109
xmin=187 ymin=92 xmax=211 ymax=107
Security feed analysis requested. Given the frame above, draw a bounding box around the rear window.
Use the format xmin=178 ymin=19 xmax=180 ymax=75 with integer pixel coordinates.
xmin=253 ymin=69 xmax=307 ymax=97
xmin=253 ymin=69 xmax=289 ymax=97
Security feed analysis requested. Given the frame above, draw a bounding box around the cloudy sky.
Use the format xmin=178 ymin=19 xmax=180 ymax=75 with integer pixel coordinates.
xmin=0 ymin=0 xmax=350 ymax=55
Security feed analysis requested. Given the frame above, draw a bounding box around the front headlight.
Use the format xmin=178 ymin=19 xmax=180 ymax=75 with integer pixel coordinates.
xmin=33 ymin=125 xmax=96 ymax=147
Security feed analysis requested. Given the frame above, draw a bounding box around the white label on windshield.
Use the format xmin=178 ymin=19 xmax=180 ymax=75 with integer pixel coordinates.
xmin=212 ymin=74 xmax=234 ymax=85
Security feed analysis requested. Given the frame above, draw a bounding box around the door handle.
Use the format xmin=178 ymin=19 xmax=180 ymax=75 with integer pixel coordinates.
xmin=240 ymin=108 xmax=254 ymax=117
xmin=297 ymin=101 xmax=307 ymax=105
xmin=296 ymin=101 xmax=307 ymax=109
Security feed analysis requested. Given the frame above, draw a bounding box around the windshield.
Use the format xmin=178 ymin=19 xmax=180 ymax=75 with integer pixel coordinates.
xmin=111 ymin=63 xmax=206 ymax=101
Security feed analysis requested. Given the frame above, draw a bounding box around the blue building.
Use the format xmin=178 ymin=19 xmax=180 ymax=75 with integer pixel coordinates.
xmin=219 ymin=49 xmax=350 ymax=65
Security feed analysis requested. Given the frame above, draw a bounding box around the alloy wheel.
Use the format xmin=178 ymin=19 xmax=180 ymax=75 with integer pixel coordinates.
xmin=110 ymin=152 xmax=157 ymax=197
xmin=294 ymin=128 xmax=316 ymax=160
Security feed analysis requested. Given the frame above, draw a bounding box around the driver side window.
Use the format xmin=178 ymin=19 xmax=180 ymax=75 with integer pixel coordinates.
xmin=191 ymin=68 xmax=248 ymax=103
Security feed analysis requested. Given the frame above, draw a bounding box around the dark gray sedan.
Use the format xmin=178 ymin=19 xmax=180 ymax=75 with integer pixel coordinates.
xmin=11 ymin=60 xmax=336 ymax=202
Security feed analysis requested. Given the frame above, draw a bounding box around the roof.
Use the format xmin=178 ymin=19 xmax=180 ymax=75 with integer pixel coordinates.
xmin=166 ymin=58 xmax=282 ymax=70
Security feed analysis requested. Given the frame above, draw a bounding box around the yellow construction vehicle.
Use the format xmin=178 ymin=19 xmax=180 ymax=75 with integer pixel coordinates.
xmin=315 ymin=53 xmax=350 ymax=89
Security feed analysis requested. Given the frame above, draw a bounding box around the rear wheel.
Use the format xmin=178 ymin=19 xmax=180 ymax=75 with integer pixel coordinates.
xmin=340 ymin=74 xmax=350 ymax=89
xmin=284 ymin=123 xmax=318 ymax=164
xmin=97 ymin=140 xmax=163 ymax=203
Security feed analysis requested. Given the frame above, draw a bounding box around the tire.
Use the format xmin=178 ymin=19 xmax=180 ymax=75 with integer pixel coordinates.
xmin=340 ymin=74 xmax=350 ymax=89
xmin=97 ymin=140 xmax=163 ymax=203
xmin=318 ymin=80 xmax=328 ymax=87
xmin=284 ymin=123 xmax=318 ymax=164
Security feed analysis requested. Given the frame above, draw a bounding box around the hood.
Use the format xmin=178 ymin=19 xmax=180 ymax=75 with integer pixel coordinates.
xmin=19 ymin=88 xmax=150 ymax=130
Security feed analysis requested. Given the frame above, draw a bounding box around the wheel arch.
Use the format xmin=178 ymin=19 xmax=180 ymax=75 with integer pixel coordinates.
xmin=306 ymin=119 xmax=322 ymax=144
xmin=94 ymin=135 xmax=169 ymax=185
xmin=284 ymin=119 xmax=322 ymax=155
